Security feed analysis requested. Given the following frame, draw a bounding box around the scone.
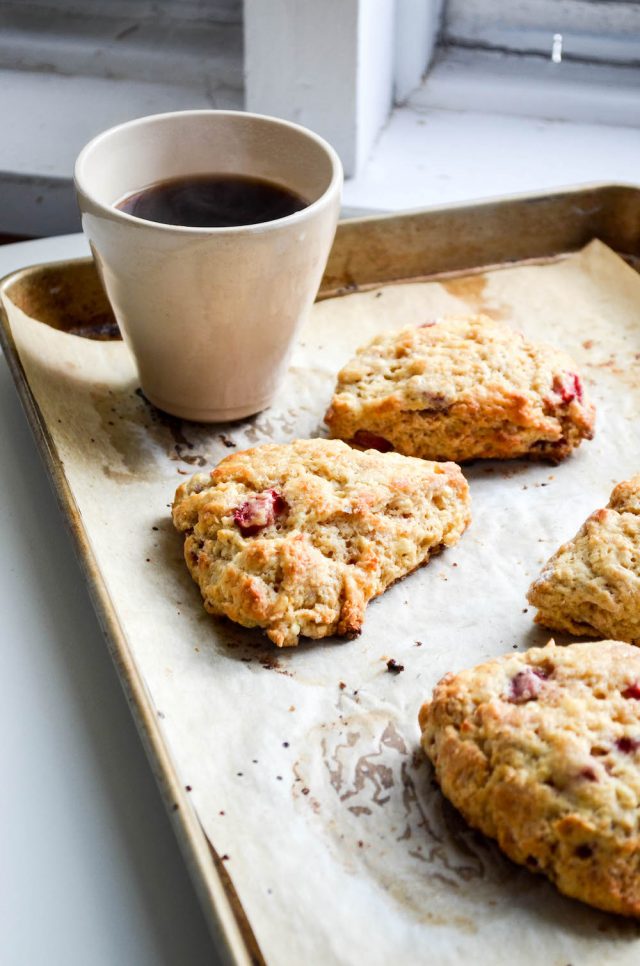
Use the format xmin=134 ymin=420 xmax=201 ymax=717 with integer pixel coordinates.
xmin=172 ymin=438 xmax=470 ymax=646
xmin=528 ymin=475 xmax=640 ymax=643
xmin=325 ymin=314 xmax=595 ymax=463
xmin=419 ymin=640 xmax=640 ymax=916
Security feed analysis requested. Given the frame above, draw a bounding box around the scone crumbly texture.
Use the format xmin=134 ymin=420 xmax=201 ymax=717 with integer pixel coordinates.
xmin=420 ymin=640 xmax=640 ymax=916
xmin=325 ymin=314 xmax=595 ymax=463
xmin=172 ymin=438 xmax=470 ymax=647
xmin=528 ymin=475 xmax=640 ymax=643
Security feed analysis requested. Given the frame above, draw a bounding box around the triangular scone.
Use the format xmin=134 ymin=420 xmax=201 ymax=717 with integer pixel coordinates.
xmin=172 ymin=438 xmax=471 ymax=647
xmin=325 ymin=315 xmax=595 ymax=463
xmin=528 ymin=476 xmax=640 ymax=643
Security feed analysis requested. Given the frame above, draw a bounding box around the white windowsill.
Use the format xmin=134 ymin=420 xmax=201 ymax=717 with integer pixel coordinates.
xmin=342 ymin=104 xmax=640 ymax=214
xmin=343 ymin=51 xmax=640 ymax=214
xmin=0 ymin=48 xmax=639 ymax=236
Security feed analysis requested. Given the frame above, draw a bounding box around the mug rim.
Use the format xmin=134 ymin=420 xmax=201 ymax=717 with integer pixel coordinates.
xmin=74 ymin=109 xmax=343 ymax=236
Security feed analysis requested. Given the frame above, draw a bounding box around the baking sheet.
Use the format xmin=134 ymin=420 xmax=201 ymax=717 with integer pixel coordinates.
xmin=4 ymin=238 xmax=640 ymax=964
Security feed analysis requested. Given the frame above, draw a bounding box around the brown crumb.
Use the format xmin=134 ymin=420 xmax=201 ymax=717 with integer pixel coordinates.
xmin=185 ymin=785 xmax=192 ymax=792
xmin=415 ymin=641 xmax=423 ymax=647
xmin=219 ymin=810 xmax=225 ymax=815
xmin=221 ymin=854 xmax=230 ymax=861
xmin=219 ymin=434 xmax=236 ymax=448
xmin=289 ymin=705 xmax=296 ymax=712
xmin=339 ymin=681 xmax=346 ymax=690
xmin=152 ymin=525 xmax=159 ymax=531
xmin=583 ymin=339 xmax=594 ymax=349
xmin=302 ymin=788 xmax=310 ymax=796
xmin=387 ymin=659 xmax=405 ymax=674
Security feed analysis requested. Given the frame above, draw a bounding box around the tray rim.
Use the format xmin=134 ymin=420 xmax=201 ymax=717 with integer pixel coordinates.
xmin=0 ymin=274 xmax=264 ymax=966
xmin=2 ymin=180 xmax=640 ymax=964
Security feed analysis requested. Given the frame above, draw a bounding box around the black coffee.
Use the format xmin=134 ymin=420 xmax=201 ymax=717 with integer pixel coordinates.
xmin=116 ymin=173 xmax=308 ymax=228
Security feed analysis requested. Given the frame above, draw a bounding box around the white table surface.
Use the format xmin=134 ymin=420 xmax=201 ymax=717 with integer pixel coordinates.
xmin=0 ymin=233 xmax=218 ymax=966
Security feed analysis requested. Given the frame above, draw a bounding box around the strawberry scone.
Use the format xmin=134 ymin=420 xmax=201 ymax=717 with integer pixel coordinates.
xmin=528 ymin=475 xmax=640 ymax=643
xmin=420 ymin=640 xmax=640 ymax=916
xmin=172 ymin=438 xmax=470 ymax=646
xmin=325 ymin=314 xmax=595 ymax=463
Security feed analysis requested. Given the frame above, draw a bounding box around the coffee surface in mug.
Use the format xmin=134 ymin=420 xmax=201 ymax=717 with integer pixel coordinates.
xmin=116 ymin=173 xmax=308 ymax=228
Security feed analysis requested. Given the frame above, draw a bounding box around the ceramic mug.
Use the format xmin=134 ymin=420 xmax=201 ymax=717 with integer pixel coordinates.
xmin=74 ymin=110 xmax=342 ymax=422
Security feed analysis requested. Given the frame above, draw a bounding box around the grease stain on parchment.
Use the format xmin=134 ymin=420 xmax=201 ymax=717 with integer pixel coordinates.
xmin=88 ymin=384 xmax=314 ymax=484
xmin=91 ymin=388 xmax=215 ymax=480
xmin=440 ymin=274 xmax=508 ymax=321
xmin=292 ymin=710 xmax=552 ymax=931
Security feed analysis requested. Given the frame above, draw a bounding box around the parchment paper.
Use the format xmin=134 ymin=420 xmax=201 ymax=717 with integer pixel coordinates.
xmin=6 ymin=239 xmax=640 ymax=965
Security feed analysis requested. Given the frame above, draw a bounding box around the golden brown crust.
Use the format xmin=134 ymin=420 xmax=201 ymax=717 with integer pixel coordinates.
xmin=325 ymin=315 xmax=595 ymax=463
xmin=528 ymin=475 xmax=640 ymax=643
xmin=419 ymin=640 xmax=640 ymax=916
xmin=172 ymin=438 xmax=471 ymax=646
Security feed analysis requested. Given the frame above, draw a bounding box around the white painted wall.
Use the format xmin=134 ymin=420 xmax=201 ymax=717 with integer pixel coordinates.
xmin=443 ymin=0 xmax=640 ymax=64
xmin=244 ymin=0 xmax=398 ymax=177
xmin=356 ymin=0 xmax=395 ymax=170
xmin=244 ymin=0 xmax=360 ymax=172
xmin=394 ymin=0 xmax=444 ymax=103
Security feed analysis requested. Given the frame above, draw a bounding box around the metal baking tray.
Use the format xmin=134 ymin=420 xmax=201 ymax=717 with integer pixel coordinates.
xmin=1 ymin=183 xmax=639 ymax=965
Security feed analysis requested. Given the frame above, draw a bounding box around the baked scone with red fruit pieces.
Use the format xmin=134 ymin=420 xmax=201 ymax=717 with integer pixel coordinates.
xmin=419 ymin=639 xmax=640 ymax=916
xmin=172 ymin=438 xmax=470 ymax=647
xmin=325 ymin=314 xmax=595 ymax=463
xmin=528 ymin=475 xmax=640 ymax=643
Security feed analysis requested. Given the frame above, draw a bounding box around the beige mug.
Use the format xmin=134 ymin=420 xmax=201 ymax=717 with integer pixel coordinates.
xmin=74 ymin=110 xmax=342 ymax=422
